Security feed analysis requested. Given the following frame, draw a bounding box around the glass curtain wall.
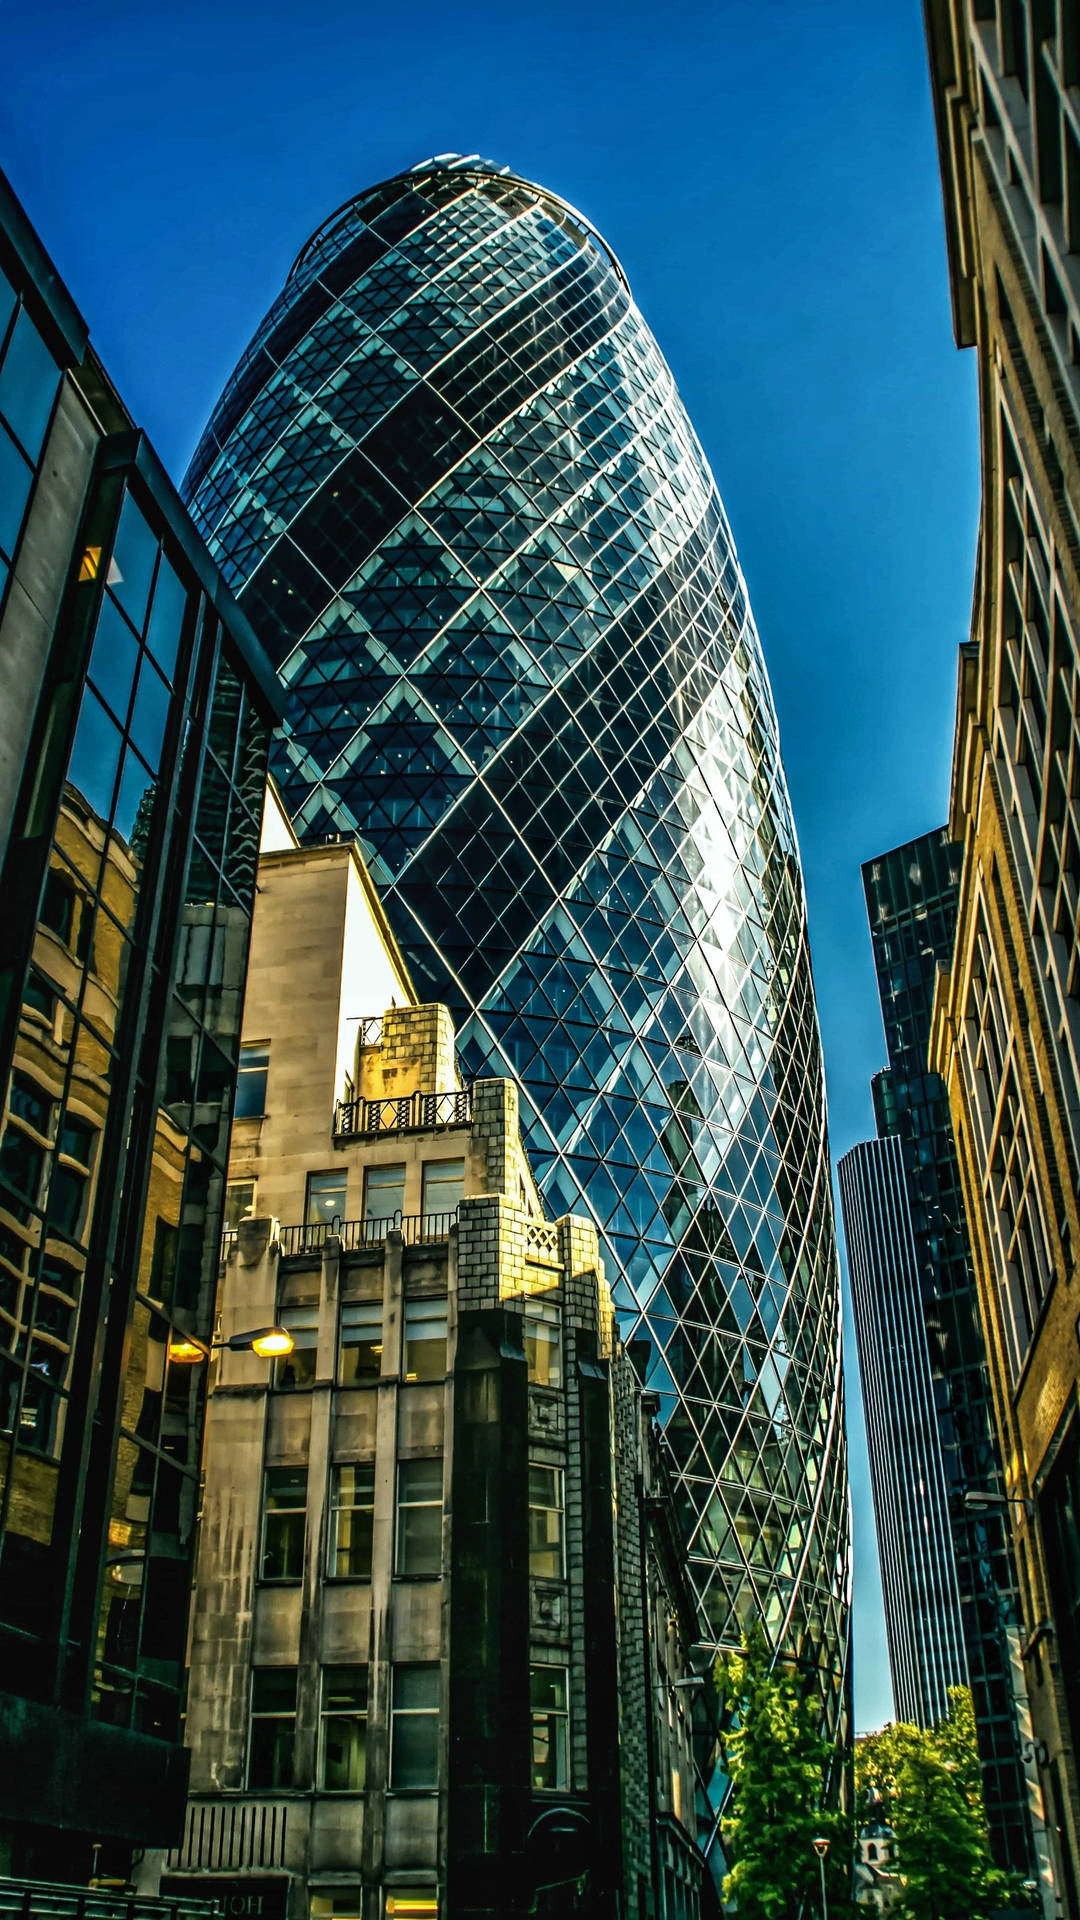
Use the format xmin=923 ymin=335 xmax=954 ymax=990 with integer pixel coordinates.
xmin=182 ymin=158 xmax=851 ymax=1790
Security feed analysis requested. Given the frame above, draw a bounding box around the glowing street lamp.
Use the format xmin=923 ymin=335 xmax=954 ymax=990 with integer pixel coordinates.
xmin=168 ymin=1326 xmax=295 ymax=1364
xmin=813 ymin=1835 xmax=830 ymax=1920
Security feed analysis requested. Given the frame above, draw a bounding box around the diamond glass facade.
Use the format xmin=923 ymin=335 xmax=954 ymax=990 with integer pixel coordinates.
xmin=183 ymin=156 xmax=850 ymax=1734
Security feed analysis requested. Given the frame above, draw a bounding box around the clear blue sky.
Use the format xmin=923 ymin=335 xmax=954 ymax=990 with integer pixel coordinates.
xmin=1 ymin=0 xmax=980 ymax=1732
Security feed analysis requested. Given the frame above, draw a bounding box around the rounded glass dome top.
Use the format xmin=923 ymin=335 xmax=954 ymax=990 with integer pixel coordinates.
xmin=184 ymin=159 xmax=851 ymax=1855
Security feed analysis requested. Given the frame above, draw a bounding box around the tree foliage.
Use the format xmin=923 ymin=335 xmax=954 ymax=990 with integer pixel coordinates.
xmin=856 ymin=1688 xmax=1026 ymax=1920
xmin=717 ymin=1623 xmax=847 ymax=1920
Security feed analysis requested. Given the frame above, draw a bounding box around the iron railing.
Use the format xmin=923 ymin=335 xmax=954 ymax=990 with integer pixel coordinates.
xmin=334 ymin=1087 xmax=471 ymax=1139
xmin=276 ymin=1208 xmax=459 ymax=1257
xmin=0 ymin=1879 xmax=214 ymax=1920
xmin=350 ymin=1014 xmax=384 ymax=1049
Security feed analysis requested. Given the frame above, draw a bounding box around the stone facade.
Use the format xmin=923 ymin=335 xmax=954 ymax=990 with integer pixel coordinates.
xmin=925 ymin=2 xmax=1080 ymax=1911
xmin=155 ymin=850 xmax=702 ymax=1919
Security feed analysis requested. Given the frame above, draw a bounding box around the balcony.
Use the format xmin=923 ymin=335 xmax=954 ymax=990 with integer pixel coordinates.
xmin=333 ymin=1087 xmax=471 ymax=1140
xmin=276 ymin=1208 xmax=459 ymax=1257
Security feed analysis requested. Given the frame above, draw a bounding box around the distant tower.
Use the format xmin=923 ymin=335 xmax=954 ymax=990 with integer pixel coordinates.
xmin=182 ymin=158 xmax=852 ymax=1800
xmin=838 ymin=1134 xmax=966 ymax=1724
xmin=841 ymin=827 xmax=1039 ymax=1877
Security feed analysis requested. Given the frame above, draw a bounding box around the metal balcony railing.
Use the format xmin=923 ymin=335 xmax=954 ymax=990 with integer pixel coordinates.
xmin=276 ymin=1208 xmax=459 ymax=1257
xmin=0 ymin=1879 xmax=214 ymax=1920
xmin=334 ymin=1087 xmax=471 ymax=1139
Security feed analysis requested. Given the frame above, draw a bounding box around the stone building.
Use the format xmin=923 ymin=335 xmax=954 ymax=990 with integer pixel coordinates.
xmin=924 ymin=3 xmax=1080 ymax=1912
xmin=156 ymin=843 xmax=704 ymax=1919
xmin=0 ymin=166 xmax=281 ymax=1883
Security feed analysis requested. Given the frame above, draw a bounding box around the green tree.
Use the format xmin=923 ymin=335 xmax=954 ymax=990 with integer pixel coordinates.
xmin=856 ymin=1688 xmax=1026 ymax=1920
xmin=717 ymin=1623 xmax=847 ymax=1920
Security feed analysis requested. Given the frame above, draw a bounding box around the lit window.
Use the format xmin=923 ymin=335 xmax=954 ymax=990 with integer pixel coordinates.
xmin=329 ymin=1462 xmax=375 ymax=1578
xmin=272 ymin=1305 xmax=319 ymax=1389
xmin=524 ymin=1301 xmax=562 ymax=1389
xmin=340 ymin=1299 xmax=383 ymax=1383
xmin=307 ymin=1169 xmax=348 ymax=1228
xmin=249 ymin=1668 xmax=296 ymax=1789
xmin=385 ymin=1896 xmax=438 ymax=1917
xmin=320 ymin=1665 xmax=368 ymax=1790
xmin=403 ymin=1299 xmax=447 ymax=1381
xmin=396 ymin=1458 xmax=443 ymax=1576
xmin=224 ymin=1180 xmax=255 ymax=1230
xmin=364 ymin=1162 xmax=405 ymax=1223
xmin=528 ymin=1464 xmax=564 ymax=1579
xmin=390 ymin=1665 xmax=440 ymax=1789
xmin=261 ymin=1467 xmax=307 ymax=1580
xmin=530 ymin=1664 xmax=569 ymax=1790
xmin=236 ymin=1044 xmax=269 ymax=1119
xmin=420 ymin=1158 xmax=464 ymax=1216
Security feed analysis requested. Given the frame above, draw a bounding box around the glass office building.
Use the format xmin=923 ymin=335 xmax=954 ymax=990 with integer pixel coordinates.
xmin=183 ymin=156 xmax=850 ymax=1747
xmin=0 ymin=166 xmax=282 ymax=1879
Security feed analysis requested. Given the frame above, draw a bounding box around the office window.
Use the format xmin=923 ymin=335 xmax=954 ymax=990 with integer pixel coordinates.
xmin=524 ymin=1300 xmax=562 ymax=1389
xmin=420 ymin=1157 xmax=464 ymax=1216
xmin=261 ymin=1467 xmax=307 ymax=1580
xmin=403 ymin=1299 xmax=447 ymax=1381
xmin=384 ymin=1898 xmax=438 ymax=1918
xmin=340 ymin=1299 xmax=383 ymax=1383
xmin=329 ymin=1462 xmax=375 ymax=1577
xmin=307 ymin=1169 xmax=348 ymax=1228
xmin=364 ymin=1162 xmax=405 ymax=1223
xmin=8 ymin=1075 xmax=51 ymax=1134
xmin=390 ymin=1665 xmax=440 ymax=1789
xmin=249 ymin=1668 xmax=296 ymax=1788
xmin=320 ymin=1665 xmax=368 ymax=1790
xmin=310 ymin=1898 xmax=364 ymax=1920
xmin=530 ymin=1664 xmax=569 ymax=1789
xmin=396 ymin=1458 xmax=443 ymax=1576
xmin=528 ymin=1464 xmax=564 ymax=1578
xmin=235 ymin=1044 xmax=269 ymax=1119
xmin=272 ymin=1304 xmax=319 ymax=1389
xmin=224 ymin=1180 xmax=255 ymax=1230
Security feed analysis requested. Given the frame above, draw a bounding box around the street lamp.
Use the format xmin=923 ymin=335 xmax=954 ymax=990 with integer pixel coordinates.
xmin=168 ymin=1326 xmax=295 ymax=1363
xmin=813 ymin=1835 xmax=830 ymax=1920
xmin=963 ymin=1488 xmax=1033 ymax=1517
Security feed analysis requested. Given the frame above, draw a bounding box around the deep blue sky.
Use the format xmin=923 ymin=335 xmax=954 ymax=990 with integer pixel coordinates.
xmin=1 ymin=0 xmax=979 ymax=1731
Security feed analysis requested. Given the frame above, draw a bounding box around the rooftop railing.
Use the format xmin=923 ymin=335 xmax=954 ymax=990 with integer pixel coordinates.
xmin=276 ymin=1208 xmax=459 ymax=1257
xmin=334 ymin=1087 xmax=471 ymax=1139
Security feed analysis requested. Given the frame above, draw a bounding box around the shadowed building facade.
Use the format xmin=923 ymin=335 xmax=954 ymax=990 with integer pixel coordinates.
xmin=925 ymin=1 xmax=1080 ymax=1909
xmin=181 ymin=157 xmax=851 ymax=1822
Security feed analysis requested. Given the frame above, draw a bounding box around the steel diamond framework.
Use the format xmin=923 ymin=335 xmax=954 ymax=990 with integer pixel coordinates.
xmin=183 ymin=156 xmax=851 ymax=1800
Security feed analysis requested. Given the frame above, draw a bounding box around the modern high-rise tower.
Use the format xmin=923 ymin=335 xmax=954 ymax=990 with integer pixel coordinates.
xmin=183 ymin=155 xmax=850 ymax=1750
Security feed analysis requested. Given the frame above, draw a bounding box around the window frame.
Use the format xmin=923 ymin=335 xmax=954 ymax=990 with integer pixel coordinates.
xmin=328 ymin=1460 xmax=376 ymax=1579
xmin=390 ymin=1663 xmax=441 ymax=1791
xmin=248 ymin=1666 xmax=297 ymax=1790
xmin=529 ymin=1661 xmax=570 ymax=1792
xmin=403 ymin=1297 xmax=448 ymax=1382
xmin=319 ymin=1663 xmax=369 ymax=1793
xmin=524 ymin=1300 xmax=563 ymax=1389
xmin=395 ymin=1456 xmax=444 ymax=1578
xmin=340 ymin=1298 xmax=383 ymax=1384
xmin=271 ymin=1304 xmax=319 ymax=1389
xmin=235 ymin=1042 xmax=270 ymax=1119
xmin=363 ymin=1161 xmax=406 ymax=1224
xmin=420 ymin=1156 xmax=464 ymax=1217
xmin=306 ymin=1168 xmax=349 ymax=1229
xmin=528 ymin=1462 xmax=565 ymax=1580
xmin=260 ymin=1465 xmax=308 ymax=1582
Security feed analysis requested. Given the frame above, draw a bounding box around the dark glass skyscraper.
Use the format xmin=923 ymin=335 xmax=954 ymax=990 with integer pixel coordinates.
xmin=183 ymin=155 xmax=850 ymax=1754
xmin=856 ymin=829 xmax=1041 ymax=1877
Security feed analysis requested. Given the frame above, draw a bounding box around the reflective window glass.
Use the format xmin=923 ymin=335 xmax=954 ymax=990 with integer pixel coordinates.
xmin=128 ymin=656 xmax=172 ymax=773
xmin=403 ymin=1299 xmax=446 ymax=1382
xmin=528 ymin=1464 xmax=564 ymax=1578
xmin=249 ymin=1668 xmax=296 ymax=1788
xmin=329 ymin=1462 xmax=375 ymax=1577
xmin=0 ymin=423 xmax=32 ymax=561
xmin=236 ymin=1044 xmax=269 ymax=1118
xmin=364 ymin=1162 xmax=405 ymax=1223
xmin=87 ymin=595 xmax=140 ymax=725
xmin=320 ymin=1666 xmax=368 ymax=1790
xmin=261 ymin=1466 xmax=307 ymax=1580
xmin=144 ymin=554 xmax=187 ymax=681
xmin=390 ymin=1665 xmax=439 ymax=1789
xmin=272 ymin=1304 xmax=319 ymax=1389
xmin=420 ymin=1158 xmax=464 ymax=1217
xmin=306 ymin=1169 xmax=348 ymax=1228
xmin=340 ymin=1299 xmax=382 ymax=1383
xmin=0 ymin=308 xmax=60 ymax=461
xmin=107 ymin=493 xmax=158 ymax=631
xmin=396 ymin=1457 xmax=443 ymax=1576
xmin=530 ymin=1664 xmax=569 ymax=1789
xmin=66 ymin=686 xmax=123 ymax=824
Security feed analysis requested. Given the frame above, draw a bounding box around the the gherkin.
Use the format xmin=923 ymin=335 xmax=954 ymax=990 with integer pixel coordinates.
xmin=184 ymin=154 xmax=851 ymax=1819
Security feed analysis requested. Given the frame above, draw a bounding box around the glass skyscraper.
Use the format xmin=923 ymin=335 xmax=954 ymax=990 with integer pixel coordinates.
xmin=183 ymin=155 xmax=850 ymax=1742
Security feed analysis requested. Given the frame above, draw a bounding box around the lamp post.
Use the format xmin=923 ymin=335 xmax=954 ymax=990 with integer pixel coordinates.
xmin=813 ymin=1835 xmax=830 ymax=1920
xmin=167 ymin=1325 xmax=295 ymax=1363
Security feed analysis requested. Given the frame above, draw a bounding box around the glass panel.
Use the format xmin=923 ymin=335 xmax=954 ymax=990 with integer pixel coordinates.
xmin=524 ymin=1314 xmax=562 ymax=1389
xmin=273 ymin=1305 xmax=319 ymax=1389
xmin=420 ymin=1158 xmax=464 ymax=1214
xmin=236 ymin=1044 xmax=269 ymax=1118
xmin=321 ymin=1665 xmax=367 ymax=1790
xmin=404 ymin=1299 xmax=447 ymax=1382
xmin=0 ymin=308 xmax=60 ymax=461
xmin=224 ymin=1181 xmax=255 ymax=1230
xmin=396 ymin=1457 xmax=443 ymax=1576
xmin=330 ymin=1461 xmax=374 ymax=1577
xmin=107 ymin=493 xmax=158 ymax=631
xmin=87 ymin=594 xmax=140 ymax=726
xmin=66 ymin=685 xmax=123 ymax=824
xmin=391 ymin=1665 xmax=439 ymax=1788
xmin=340 ymin=1300 xmax=382 ymax=1383
xmin=128 ymin=656 xmax=172 ymax=774
xmin=307 ymin=1169 xmax=348 ymax=1227
xmin=364 ymin=1163 xmax=405 ymax=1221
xmin=144 ymin=553 xmax=188 ymax=682
xmin=528 ymin=1464 xmax=563 ymax=1578
xmin=262 ymin=1466 xmax=307 ymax=1579
xmin=0 ymin=423 xmax=33 ymax=561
